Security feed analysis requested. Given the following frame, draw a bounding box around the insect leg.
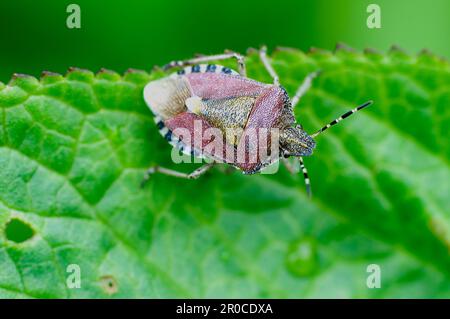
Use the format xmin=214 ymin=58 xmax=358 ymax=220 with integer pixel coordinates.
xmin=281 ymin=157 xmax=299 ymax=174
xmin=163 ymin=51 xmax=247 ymax=76
xmin=187 ymin=163 xmax=215 ymax=178
xmin=290 ymin=71 xmax=320 ymax=108
xmin=299 ymin=157 xmax=312 ymax=198
xmin=141 ymin=163 xmax=215 ymax=187
xmin=259 ymin=46 xmax=280 ymax=86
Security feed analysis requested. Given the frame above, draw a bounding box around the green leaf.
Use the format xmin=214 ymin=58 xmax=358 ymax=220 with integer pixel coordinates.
xmin=0 ymin=48 xmax=449 ymax=298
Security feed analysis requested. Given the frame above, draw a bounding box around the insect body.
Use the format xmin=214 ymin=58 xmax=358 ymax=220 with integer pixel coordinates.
xmin=143 ymin=48 xmax=372 ymax=196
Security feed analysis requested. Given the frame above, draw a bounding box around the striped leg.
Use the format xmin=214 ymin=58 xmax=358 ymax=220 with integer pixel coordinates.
xmin=259 ymin=46 xmax=280 ymax=86
xmin=163 ymin=51 xmax=247 ymax=76
xmin=141 ymin=163 xmax=214 ymax=187
xmin=311 ymin=100 xmax=373 ymax=138
xmin=299 ymin=157 xmax=312 ymax=198
xmin=291 ymin=71 xmax=320 ymax=108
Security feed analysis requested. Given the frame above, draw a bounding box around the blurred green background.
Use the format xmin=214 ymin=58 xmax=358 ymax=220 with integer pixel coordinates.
xmin=0 ymin=0 xmax=449 ymax=81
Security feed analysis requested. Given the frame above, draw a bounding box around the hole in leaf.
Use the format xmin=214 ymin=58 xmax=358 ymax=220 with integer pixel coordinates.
xmin=99 ymin=275 xmax=118 ymax=295
xmin=5 ymin=218 xmax=35 ymax=243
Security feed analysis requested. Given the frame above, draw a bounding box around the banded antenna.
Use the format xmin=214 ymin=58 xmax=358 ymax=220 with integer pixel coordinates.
xmin=311 ymin=100 xmax=373 ymax=138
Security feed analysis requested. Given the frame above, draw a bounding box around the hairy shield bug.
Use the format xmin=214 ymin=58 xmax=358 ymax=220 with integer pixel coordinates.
xmin=142 ymin=47 xmax=372 ymax=196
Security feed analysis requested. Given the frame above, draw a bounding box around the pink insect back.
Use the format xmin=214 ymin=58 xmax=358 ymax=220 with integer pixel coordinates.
xmin=143 ymin=64 xmax=297 ymax=174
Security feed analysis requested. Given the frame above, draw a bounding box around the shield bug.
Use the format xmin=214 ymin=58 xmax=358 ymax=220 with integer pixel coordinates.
xmin=142 ymin=47 xmax=372 ymax=196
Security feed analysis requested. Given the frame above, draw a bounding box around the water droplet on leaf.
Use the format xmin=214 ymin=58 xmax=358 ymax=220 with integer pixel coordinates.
xmin=285 ymin=237 xmax=318 ymax=277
